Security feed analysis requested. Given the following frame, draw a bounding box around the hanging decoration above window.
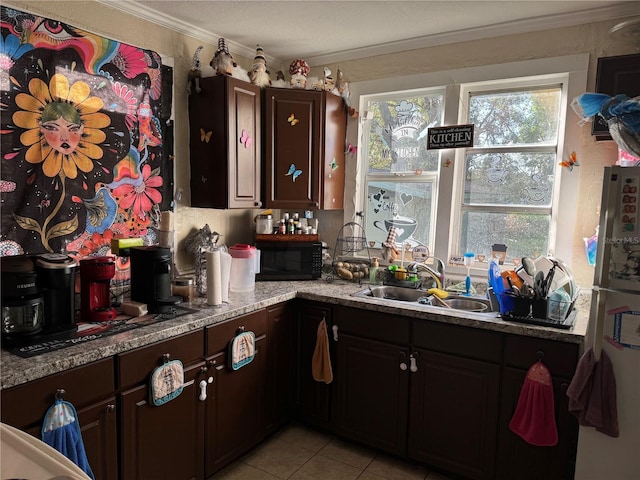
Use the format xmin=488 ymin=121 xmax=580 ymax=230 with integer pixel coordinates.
xmin=0 ymin=6 xmax=171 ymax=271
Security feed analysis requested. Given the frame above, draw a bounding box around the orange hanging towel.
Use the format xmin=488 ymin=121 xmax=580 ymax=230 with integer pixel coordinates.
xmin=509 ymin=360 xmax=558 ymax=446
xmin=312 ymin=319 xmax=333 ymax=384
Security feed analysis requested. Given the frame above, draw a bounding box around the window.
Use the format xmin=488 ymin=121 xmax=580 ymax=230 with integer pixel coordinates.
xmin=362 ymin=89 xmax=445 ymax=250
xmin=454 ymin=83 xmax=563 ymax=261
xmin=359 ymin=74 xmax=568 ymax=269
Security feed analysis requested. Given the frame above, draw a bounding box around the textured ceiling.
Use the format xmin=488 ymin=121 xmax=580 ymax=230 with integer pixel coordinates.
xmin=100 ymin=1 xmax=638 ymax=65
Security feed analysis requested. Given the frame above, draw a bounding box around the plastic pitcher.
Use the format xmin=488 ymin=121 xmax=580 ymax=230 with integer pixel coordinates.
xmin=229 ymin=244 xmax=260 ymax=292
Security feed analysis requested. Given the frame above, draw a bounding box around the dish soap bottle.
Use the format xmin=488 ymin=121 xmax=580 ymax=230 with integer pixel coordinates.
xmin=370 ymin=257 xmax=380 ymax=285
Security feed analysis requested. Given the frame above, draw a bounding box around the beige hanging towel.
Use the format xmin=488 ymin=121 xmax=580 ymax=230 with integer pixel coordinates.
xmin=312 ymin=319 xmax=333 ymax=384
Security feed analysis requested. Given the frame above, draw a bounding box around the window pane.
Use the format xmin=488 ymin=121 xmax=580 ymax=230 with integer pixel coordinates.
xmin=460 ymin=211 xmax=550 ymax=261
xmin=464 ymin=152 xmax=556 ymax=206
xmin=469 ymin=88 xmax=561 ymax=147
xmin=365 ymin=180 xmax=434 ymax=249
xmin=366 ymin=95 xmax=443 ymax=174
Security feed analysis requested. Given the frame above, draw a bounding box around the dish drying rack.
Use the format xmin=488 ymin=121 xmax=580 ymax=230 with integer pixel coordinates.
xmin=328 ymin=216 xmax=371 ymax=283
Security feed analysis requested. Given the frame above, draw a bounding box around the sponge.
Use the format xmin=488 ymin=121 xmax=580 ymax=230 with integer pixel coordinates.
xmin=427 ymin=288 xmax=449 ymax=299
xmin=121 ymin=301 xmax=148 ymax=317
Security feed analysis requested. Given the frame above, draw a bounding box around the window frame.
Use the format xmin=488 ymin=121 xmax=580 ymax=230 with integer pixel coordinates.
xmin=350 ymin=54 xmax=587 ymax=276
xmin=447 ymin=77 xmax=569 ymax=273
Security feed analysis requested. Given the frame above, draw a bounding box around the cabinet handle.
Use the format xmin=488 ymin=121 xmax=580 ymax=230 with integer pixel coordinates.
xmin=255 ymin=201 xmax=262 ymax=207
xmin=106 ymin=404 xmax=115 ymax=414
xmin=399 ymin=352 xmax=408 ymax=371
xmin=199 ymin=380 xmax=208 ymax=401
xmin=409 ymin=352 xmax=418 ymax=373
xmin=332 ymin=324 xmax=339 ymax=341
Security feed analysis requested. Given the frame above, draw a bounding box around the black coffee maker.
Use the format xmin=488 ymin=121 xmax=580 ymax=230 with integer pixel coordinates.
xmin=35 ymin=253 xmax=78 ymax=336
xmin=130 ymin=246 xmax=180 ymax=314
xmin=1 ymin=255 xmax=45 ymax=343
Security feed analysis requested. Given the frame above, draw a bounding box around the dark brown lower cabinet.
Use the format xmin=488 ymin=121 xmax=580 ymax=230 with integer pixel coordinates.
xmin=120 ymin=362 xmax=206 ymax=480
xmin=77 ymin=397 xmax=119 ymax=480
xmin=205 ymin=336 xmax=266 ymax=477
xmin=0 ymin=357 xmax=118 ymax=480
xmin=333 ymin=333 xmax=409 ymax=456
xmin=266 ymin=302 xmax=296 ymax=434
xmin=495 ymin=334 xmax=579 ymax=480
xmin=296 ymin=301 xmax=333 ymax=428
xmin=408 ymin=349 xmax=500 ymax=480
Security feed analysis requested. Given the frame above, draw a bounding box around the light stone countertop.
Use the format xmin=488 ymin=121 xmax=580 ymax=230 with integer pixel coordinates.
xmin=0 ymin=280 xmax=591 ymax=390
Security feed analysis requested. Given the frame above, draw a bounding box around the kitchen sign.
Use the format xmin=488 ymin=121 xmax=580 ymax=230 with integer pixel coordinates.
xmin=427 ymin=124 xmax=474 ymax=149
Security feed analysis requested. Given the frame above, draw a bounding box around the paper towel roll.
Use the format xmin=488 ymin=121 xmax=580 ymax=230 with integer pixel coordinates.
xmin=160 ymin=211 xmax=174 ymax=231
xmin=206 ymin=250 xmax=222 ymax=306
xmin=220 ymin=250 xmax=232 ymax=303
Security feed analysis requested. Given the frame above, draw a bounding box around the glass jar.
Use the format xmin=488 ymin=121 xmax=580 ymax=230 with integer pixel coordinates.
xmin=172 ymin=276 xmax=194 ymax=301
xmin=256 ymin=214 xmax=273 ymax=234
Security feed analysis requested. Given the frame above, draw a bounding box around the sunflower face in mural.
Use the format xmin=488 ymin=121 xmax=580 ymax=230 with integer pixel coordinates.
xmin=13 ymin=73 xmax=109 ymax=179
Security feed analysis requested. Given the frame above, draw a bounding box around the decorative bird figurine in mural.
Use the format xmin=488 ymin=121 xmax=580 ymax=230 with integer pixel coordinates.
xmin=572 ymin=93 xmax=640 ymax=158
xmin=72 ymin=186 xmax=117 ymax=234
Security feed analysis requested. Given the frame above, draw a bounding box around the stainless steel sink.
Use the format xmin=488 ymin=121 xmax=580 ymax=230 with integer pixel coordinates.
xmin=364 ymin=286 xmax=430 ymax=302
xmin=352 ymin=286 xmax=493 ymax=313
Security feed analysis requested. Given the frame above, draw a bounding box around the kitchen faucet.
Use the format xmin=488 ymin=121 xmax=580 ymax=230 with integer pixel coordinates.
xmin=408 ymin=258 xmax=445 ymax=290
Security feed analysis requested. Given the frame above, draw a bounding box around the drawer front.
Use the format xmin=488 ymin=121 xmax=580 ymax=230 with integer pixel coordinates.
xmin=117 ymin=329 xmax=204 ymax=389
xmin=335 ymin=306 xmax=410 ymax=345
xmin=504 ymin=335 xmax=580 ymax=378
xmin=412 ymin=320 xmax=503 ymax=363
xmin=206 ymin=309 xmax=267 ymax=355
xmin=1 ymin=357 xmax=115 ymax=429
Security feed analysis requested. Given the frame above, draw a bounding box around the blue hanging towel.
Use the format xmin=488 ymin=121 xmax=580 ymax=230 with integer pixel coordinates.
xmin=41 ymin=399 xmax=95 ymax=480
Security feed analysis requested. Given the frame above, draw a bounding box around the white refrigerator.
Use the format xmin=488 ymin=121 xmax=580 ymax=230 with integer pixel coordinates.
xmin=575 ymin=165 xmax=640 ymax=480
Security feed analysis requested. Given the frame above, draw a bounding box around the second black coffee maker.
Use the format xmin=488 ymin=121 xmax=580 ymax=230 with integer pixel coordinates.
xmin=129 ymin=246 xmax=180 ymax=313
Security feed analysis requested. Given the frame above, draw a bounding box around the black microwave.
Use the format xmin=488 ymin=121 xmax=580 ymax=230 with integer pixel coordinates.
xmin=255 ymin=240 xmax=323 ymax=280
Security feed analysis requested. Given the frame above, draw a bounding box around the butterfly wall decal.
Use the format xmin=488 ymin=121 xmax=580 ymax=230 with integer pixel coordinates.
xmin=345 ymin=143 xmax=357 ymax=155
xmin=200 ymin=128 xmax=212 ymax=143
xmin=239 ymin=129 xmax=253 ymax=148
xmin=559 ymin=151 xmax=579 ymax=171
xmin=287 ymin=114 xmax=299 ymax=126
xmin=286 ymin=163 xmax=303 ymax=182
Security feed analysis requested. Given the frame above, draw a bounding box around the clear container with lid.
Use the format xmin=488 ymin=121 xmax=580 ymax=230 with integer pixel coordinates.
xmin=172 ymin=276 xmax=194 ymax=301
xmin=228 ymin=244 xmax=260 ymax=292
xmin=256 ymin=214 xmax=273 ymax=234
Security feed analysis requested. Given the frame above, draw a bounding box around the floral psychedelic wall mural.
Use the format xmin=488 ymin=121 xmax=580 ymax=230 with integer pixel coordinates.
xmin=0 ymin=6 xmax=173 ymax=278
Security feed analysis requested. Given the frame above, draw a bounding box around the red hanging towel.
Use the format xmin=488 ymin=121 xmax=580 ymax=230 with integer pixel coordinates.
xmin=509 ymin=360 xmax=558 ymax=446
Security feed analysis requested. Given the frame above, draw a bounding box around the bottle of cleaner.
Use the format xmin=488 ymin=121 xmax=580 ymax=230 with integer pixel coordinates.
xmin=369 ymin=257 xmax=380 ymax=285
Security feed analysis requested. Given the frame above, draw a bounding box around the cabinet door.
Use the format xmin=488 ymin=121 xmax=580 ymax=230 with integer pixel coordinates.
xmin=495 ymin=367 xmax=578 ymax=480
xmin=78 ymin=397 xmax=118 ymax=480
xmin=408 ymin=349 xmax=500 ymax=480
xmin=296 ymin=302 xmax=333 ymax=428
xmin=226 ymin=77 xmax=262 ymax=208
xmin=266 ymin=302 xmax=295 ymax=434
xmin=264 ymin=88 xmax=321 ymax=209
xmin=333 ymin=333 xmax=409 ymax=456
xmin=205 ymin=336 xmax=267 ymax=477
xmin=120 ymin=362 xmax=205 ymax=480
xmin=189 ymin=76 xmax=261 ymax=208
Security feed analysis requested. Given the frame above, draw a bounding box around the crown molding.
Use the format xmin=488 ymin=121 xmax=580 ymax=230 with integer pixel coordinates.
xmin=95 ymin=0 xmax=277 ymax=64
xmin=97 ymin=1 xmax=639 ymax=67
xmin=305 ymin=3 xmax=640 ymax=66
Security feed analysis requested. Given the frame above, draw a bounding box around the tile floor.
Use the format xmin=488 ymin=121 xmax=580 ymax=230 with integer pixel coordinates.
xmin=211 ymin=423 xmax=456 ymax=480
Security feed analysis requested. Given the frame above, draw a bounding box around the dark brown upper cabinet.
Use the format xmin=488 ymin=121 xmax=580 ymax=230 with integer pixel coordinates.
xmin=189 ymin=76 xmax=262 ymax=208
xmin=592 ymin=53 xmax=640 ymax=140
xmin=264 ymin=88 xmax=346 ymax=210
